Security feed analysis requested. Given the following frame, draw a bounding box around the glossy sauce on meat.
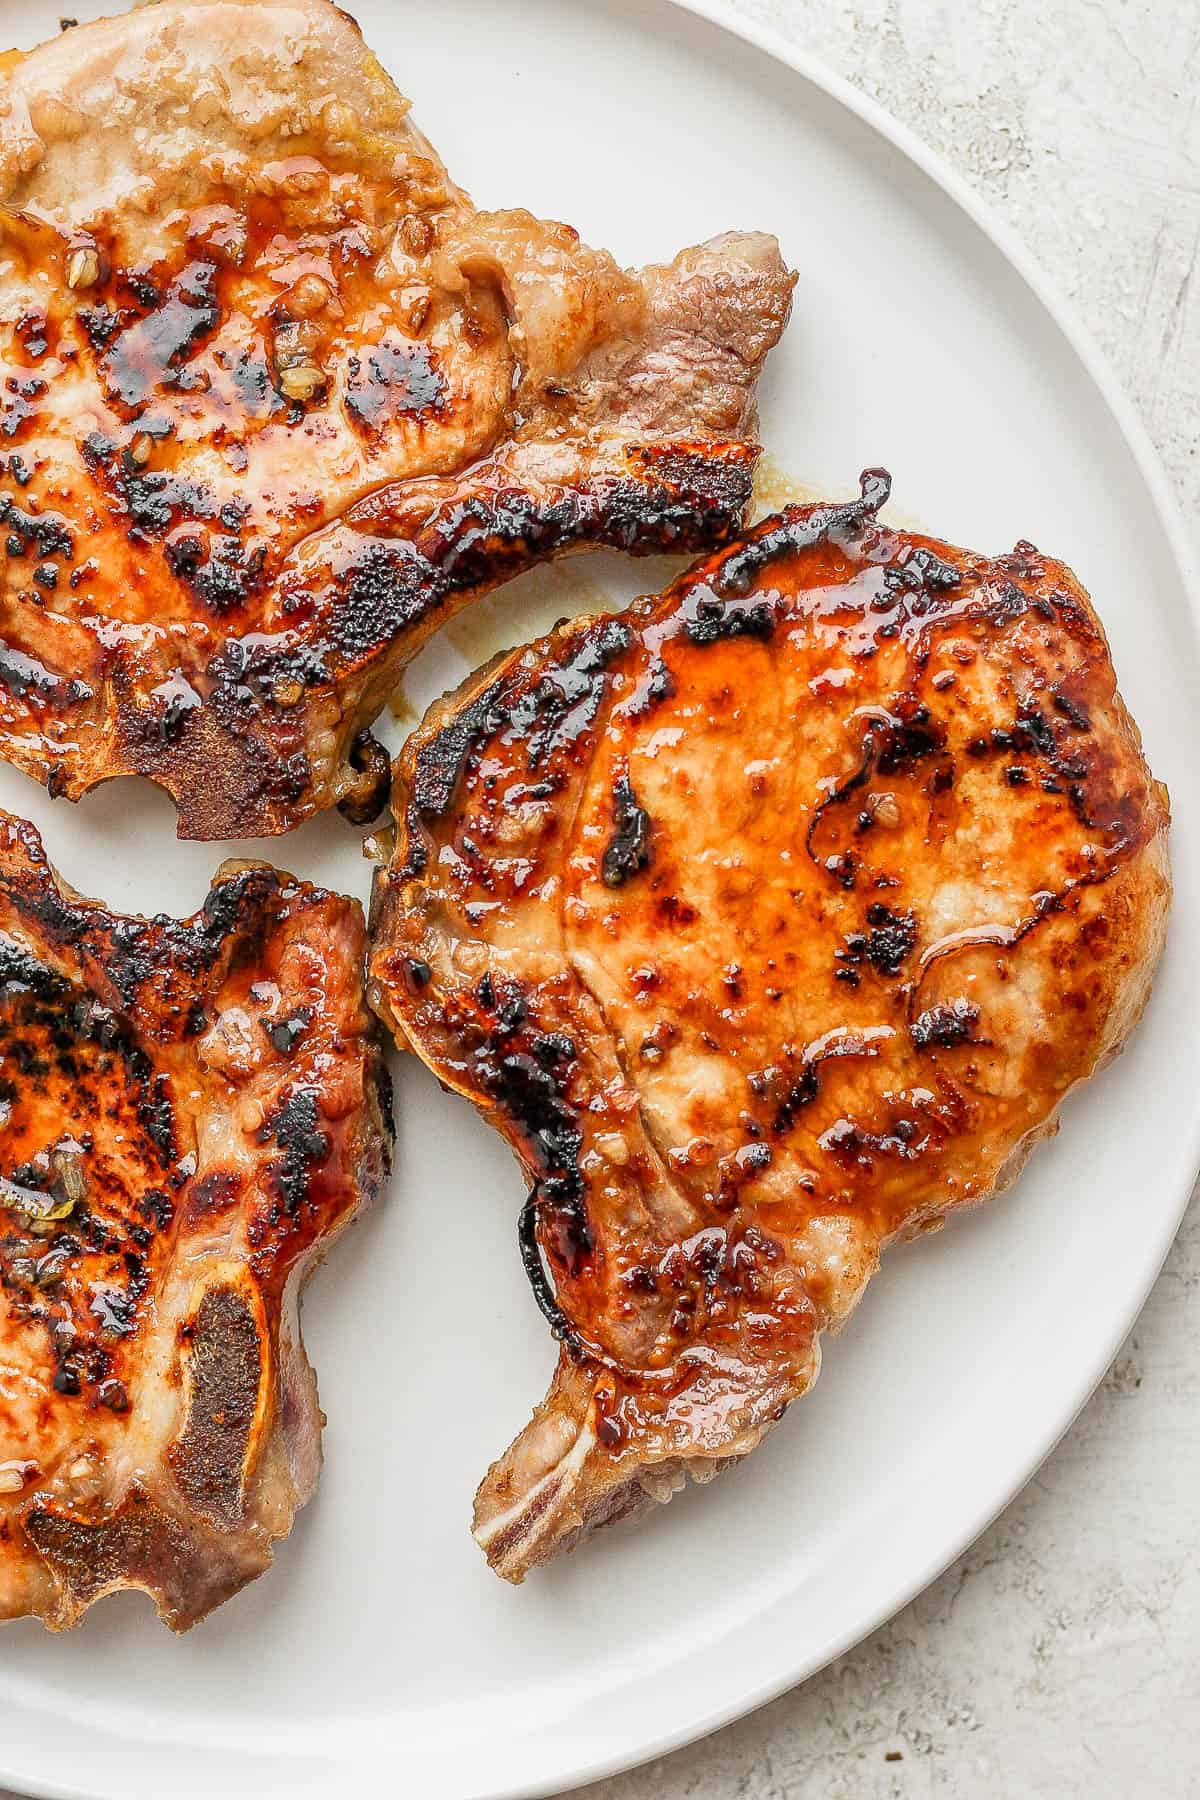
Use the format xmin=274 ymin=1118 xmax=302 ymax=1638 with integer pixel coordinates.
xmin=0 ymin=814 xmax=390 ymax=1628
xmin=371 ymin=470 xmax=1170 ymax=1580
xmin=0 ymin=0 xmax=793 ymax=837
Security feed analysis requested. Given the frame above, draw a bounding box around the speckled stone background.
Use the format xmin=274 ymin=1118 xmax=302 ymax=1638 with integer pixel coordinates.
xmin=572 ymin=2 xmax=1200 ymax=1797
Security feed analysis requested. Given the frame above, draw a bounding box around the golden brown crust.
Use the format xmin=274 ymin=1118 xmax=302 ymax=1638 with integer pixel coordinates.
xmin=0 ymin=1 xmax=793 ymax=837
xmin=0 ymin=810 xmax=391 ymax=1630
xmin=370 ymin=470 xmax=1170 ymax=1581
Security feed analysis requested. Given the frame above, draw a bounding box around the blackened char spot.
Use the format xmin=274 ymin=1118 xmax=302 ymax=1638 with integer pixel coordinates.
xmin=2 ymin=371 xmax=48 ymax=440
xmin=684 ymin=587 xmax=777 ymax=646
xmin=875 ymin=707 xmax=943 ymax=775
xmin=332 ymin=540 xmax=433 ymax=658
xmin=806 ymin=705 xmax=943 ymax=885
xmin=601 ymin=774 xmax=652 ymax=887
xmin=469 ymin=975 xmax=596 ymax=1355
xmin=0 ymin=497 xmax=73 ymax=560
xmin=412 ymin=679 xmax=509 ymax=819
xmin=862 ymin=903 xmax=917 ymax=976
xmin=78 ymin=304 xmax=122 ymax=351
xmin=229 ymin=351 xmax=284 ymax=420
xmin=0 ymin=938 xmax=69 ymax=1001
xmin=774 ymin=1062 xmax=819 ymax=1134
xmin=165 ymin=531 xmax=266 ymax=613
xmin=412 ymin=616 xmax=631 ymax=820
xmin=511 ymin=617 xmax=631 ymax=769
xmin=266 ymin=1009 xmax=310 ymax=1056
xmin=714 ymin=467 xmax=891 ymax=598
xmin=1053 ymin=691 xmax=1092 ymax=732
xmin=259 ymin=1087 xmax=329 ymax=1216
xmin=101 ymin=261 xmax=221 ymax=410
xmin=0 ymin=645 xmax=92 ymax=707
xmin=346 ymin=339 xmax=444 ymax=433
xmin=910 ymin=999 xmax=980 ymax=1050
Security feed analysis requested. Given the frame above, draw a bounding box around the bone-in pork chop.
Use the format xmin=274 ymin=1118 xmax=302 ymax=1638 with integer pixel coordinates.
xmin=0 ymin=0 xmax=793 ymax=838
xmin=369 ymin=471 xmax=1170 ymax=1580
xmin=0 ymin=813 xmax=390 ymax=1629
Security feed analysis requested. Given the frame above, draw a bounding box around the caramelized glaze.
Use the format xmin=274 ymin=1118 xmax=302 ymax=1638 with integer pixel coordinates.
xmin=0 ymin=0 xmax=792 ymax=837
xmin=371 ymin=471 xmax=1170 ymax=1580
xmin=0 ymin=813 xmax=390 ymax=1629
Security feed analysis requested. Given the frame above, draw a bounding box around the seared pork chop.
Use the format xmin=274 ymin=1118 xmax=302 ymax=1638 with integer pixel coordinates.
xmin=0 ymin=0 xmax=792 ymax=839
xmin=0 ymin=813 xmax=390 ymax=1629
xmin=370 ymin=471 xmax=1170 ymax=1581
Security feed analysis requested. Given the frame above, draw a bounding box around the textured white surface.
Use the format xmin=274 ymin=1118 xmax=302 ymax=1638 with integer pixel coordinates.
xmin=577 ymin=2 xmax=1200 ymax=1797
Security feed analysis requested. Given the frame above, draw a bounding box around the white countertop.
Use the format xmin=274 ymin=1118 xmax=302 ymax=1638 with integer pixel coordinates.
xmin=578 ymin=1 xmax=1200 ymax=1795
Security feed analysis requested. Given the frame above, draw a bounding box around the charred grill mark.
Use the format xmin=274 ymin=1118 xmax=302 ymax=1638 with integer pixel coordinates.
xmin=329 ymin=539 xmax=431 ymax=659
xmin=0 ymin=645 xmax=93 ymax=709
xmin=464 ymin=976 xmax=606 ymax=1357
xmin=258 ymin=1087 xmax=330 ymax=1218
xmin=0 ymin=832 xmax=308 ymax=1025
xmin=510 ymin=618 xmax=631 ymax=769
xmin=1053 ymin=689 xmax=1092 ymax=732
xmin=80 ymin=430 xmax=267 ymax=610
xmin=422 ymin=451 xmax=757 ymax=593
xmin=309 ymin=449 xmax=753 ymax=692
xmin=410 ymin=617 xmax=633 ymax=825
xmin=100 ymin=260 xmax=221 ymax=411
xmin=412 ymin=680 xmax=510 ymax=819
xmin=601 ymin=774 xmax=653 ymax=887
xmin=0 ymin=938 xmax=69 ymax=1002
xmin=0 ymin=975 xmax=174 ymax=1398
xmin=345 ymin=338 xmax=444 ymax=433
xmin=714 ymin=466 xmax=892 ymax=598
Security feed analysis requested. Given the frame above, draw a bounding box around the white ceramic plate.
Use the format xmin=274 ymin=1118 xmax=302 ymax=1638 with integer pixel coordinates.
xmin=1 ymin=2 xmax=1197 ymax=1797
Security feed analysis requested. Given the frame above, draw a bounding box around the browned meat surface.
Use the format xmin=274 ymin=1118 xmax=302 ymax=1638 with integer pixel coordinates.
xmin=0 ymin=813 xmax=390 ymax=1629
xmin=370 ymin=471 xmax=1170 ymax=1581
xmin=0 ymin=0 xmax=793 ymax=839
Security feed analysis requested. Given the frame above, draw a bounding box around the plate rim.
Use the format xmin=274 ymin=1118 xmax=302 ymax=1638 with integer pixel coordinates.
xmin=0 ymin=4 xmax=1197 ymax=1799
xmin=520 ymin=4 xmax=1200 ymax=1791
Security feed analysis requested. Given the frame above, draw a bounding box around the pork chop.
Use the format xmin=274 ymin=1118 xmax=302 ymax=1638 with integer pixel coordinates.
xmin=0 ymin=812 xmax=390 ymax=1629
xmin=369 ymin=470 xmax=1170 ymax=1580
xmin=0 ymin=0 xmax=793 ymax=838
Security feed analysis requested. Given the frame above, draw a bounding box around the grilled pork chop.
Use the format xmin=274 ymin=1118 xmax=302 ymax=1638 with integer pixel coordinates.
xmin=0 ymin=0 xmax=792 ymax=840
xmin=0 ymin=813 xmax=390 ymax=1629
xmin=370 ymin=470 xmax=1170 ymax=1581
